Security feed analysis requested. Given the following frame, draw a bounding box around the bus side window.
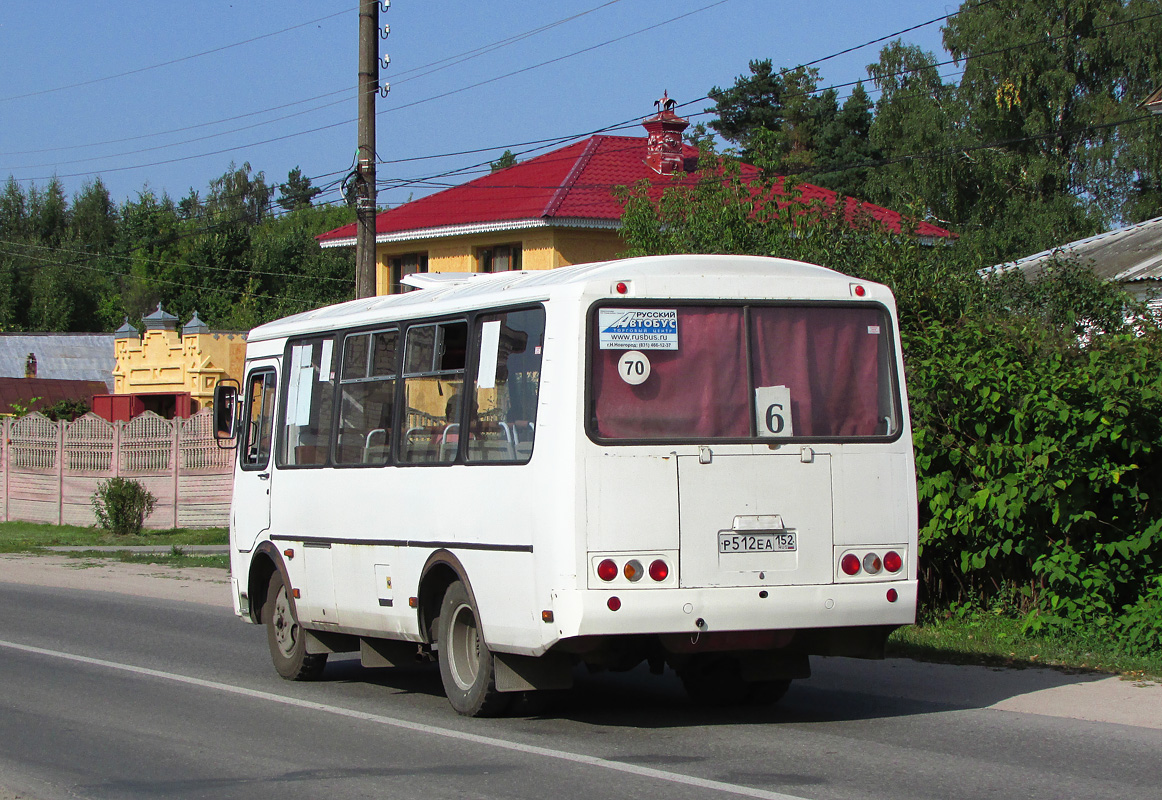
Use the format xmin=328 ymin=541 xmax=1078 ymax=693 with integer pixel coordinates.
xmin=335 ymin=329 xmax=398 ymax=465
xmin=467 ymin=307 xmax=545 ymax=464
xmin=280 ymin=337 xmax=336 ymax=467
xmin=400 ymin=321 xmax=468 ymax=464
xmin=241 ymin=370 xmax=276 ymax=469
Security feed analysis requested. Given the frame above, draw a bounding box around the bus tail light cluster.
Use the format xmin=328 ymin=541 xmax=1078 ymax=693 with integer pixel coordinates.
xmin=592 ymin=554 xmax=674 ymax=587
xmin=838 ymin=549 xmax=904 ymax=579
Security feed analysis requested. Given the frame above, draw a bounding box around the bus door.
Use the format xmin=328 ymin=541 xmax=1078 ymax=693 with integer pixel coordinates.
xmin=677 ymin=452 xmax=834 ymax=589
xmin=234 ymin=361 xmax=279 ymax=551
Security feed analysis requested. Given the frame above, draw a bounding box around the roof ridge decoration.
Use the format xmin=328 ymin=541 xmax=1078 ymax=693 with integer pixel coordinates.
xmin=541 ymin=136 xmax=604 ymax=219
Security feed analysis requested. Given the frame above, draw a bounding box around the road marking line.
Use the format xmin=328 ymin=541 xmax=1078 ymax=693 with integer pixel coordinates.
xmin=0 ymin=638 xmax=811 ymax=800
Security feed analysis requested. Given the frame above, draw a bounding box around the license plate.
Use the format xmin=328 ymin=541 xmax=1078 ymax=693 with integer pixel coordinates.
xmin=718 ymin=531 xmax=797 ymax=553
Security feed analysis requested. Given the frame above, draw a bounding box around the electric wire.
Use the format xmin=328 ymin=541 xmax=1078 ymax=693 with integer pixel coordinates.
xmin=0 ymin=7 xmax=354 ymax=104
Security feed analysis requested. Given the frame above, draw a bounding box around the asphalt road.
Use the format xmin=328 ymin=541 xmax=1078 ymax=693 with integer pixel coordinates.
xmin=0 ymin=577 xmax=1159 ymax=800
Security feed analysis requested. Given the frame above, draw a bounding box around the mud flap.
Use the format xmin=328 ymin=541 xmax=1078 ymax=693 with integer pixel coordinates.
xmin=494 ymin=652 xmax=574 ymax=693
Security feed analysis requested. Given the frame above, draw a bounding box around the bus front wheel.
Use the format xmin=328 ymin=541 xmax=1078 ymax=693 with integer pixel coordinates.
xmin=437 ymin=580 xmax=510 ymax=717
xmin=264 ymin=571 xmax=327 ymax=681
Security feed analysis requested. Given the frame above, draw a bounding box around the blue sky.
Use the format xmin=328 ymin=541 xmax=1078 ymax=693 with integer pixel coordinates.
xmin=0 ymin=1 xmax=952 ymax=210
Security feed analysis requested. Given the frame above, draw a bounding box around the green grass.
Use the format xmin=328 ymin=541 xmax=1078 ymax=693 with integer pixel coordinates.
xmin=0 ymin=521 xmax=227 ymax=552
xmin=60 ymin=548 xmax=230 ymax=570
xmin=889 ymin=610 xmax=1162 ymax=681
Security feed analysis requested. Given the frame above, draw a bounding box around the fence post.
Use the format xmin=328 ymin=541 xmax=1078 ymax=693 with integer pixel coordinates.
xmin=172 ymin=418 xmax=181 ymax=529
xmin=3 ymin=416 xmax=8 ymax=523
xmin=113 ymin=420 xmax=122 ymax=478
xmin=57 ymin=418 xmax=65 ymax=526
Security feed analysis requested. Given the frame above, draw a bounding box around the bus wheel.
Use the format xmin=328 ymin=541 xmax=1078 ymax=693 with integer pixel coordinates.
xmin=264 ymin=571 xmax=327 ymax=681
xmin=437 ymin=580 xmax=511 ymax=717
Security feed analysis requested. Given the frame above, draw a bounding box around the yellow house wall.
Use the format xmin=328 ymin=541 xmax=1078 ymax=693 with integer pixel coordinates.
xmin=551 ymin=229 xmax=626 ymax=267
xmin=374 ymin=227 xmax=625 ymax=294
xmin=113 ymin=329 xmax=247 ymax=407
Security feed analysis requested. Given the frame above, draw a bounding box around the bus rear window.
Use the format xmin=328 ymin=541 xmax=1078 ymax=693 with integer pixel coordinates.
xmin=590 ymin=304 xmax=897 ymax=441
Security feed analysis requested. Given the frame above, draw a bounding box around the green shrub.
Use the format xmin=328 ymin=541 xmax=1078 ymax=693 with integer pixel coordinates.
xmin=91 ymin=478 xmax=157 ymax=536
xmin=907 ymin=311 xmax=1162 ymax=652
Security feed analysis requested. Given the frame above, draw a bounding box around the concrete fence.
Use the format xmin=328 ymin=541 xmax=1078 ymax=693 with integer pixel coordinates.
xmin=1 ymin=410 xmax=234 ymax=529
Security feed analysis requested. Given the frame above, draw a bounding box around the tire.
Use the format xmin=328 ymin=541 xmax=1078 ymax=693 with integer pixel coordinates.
xmin=679 ymin=655 xmax=790 ymax=707
xmin=436 ymin=580 xmax=511 ymax=717
xmin=264 ymin=570 xmax=327 ymax=681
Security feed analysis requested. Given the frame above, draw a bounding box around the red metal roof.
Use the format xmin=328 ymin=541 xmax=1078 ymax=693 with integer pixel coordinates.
xmin=317 ymin=135 xmax=953 ymax=245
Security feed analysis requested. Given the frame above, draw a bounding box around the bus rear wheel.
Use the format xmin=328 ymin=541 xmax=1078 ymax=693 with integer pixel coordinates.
xmin=437 ymin=580 xmax=510 ymax=717
xmin=264 ymin=571 xmax=327 ymax=681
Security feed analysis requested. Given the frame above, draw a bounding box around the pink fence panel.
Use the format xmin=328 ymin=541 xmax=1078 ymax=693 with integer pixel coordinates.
xmin=1 ymin=409 xmax=234 ymax=529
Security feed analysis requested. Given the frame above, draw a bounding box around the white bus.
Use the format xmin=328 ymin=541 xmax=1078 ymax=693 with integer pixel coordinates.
xmin=215 ymin=254 xmax=918 ymax=716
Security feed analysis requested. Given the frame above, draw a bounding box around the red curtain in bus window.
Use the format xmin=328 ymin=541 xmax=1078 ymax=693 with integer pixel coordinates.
xmin=592 ymin=307 xmax=749 ymax=439
xmin=750 ymin=306 xmax=885 ymax=437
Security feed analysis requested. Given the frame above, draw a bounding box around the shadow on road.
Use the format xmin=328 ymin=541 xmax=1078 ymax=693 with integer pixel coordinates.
xmin=303 ymin=652 xmax=1115 ymax=729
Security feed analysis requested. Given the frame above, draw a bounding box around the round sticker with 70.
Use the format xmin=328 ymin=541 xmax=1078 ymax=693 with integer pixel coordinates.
xmin=617 ymin=350 xmax=651 ymax=385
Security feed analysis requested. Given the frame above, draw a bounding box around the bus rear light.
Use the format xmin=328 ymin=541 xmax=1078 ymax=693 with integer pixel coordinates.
xmin=623 ymin=559 xmax=643 ymax=582
xmin=649 ymin=559 xmax=669 ymax=581
xmin=840 ymin=554 xmax=861 ymax=576
xmin=883 ymin=551 xmax=903 ymax=573
xmin=607 ymin=596 xmax=622 ymax=611
xmin=886 ymin=588 xmax=898 ymax=603
xmin=597 ymin=559 xmax=618 ymax=582
xmin=863 ymin=553 xmax=882 ymax=574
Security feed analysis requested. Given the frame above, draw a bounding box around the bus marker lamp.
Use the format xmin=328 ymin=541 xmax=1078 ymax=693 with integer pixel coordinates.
xmin=883 ymin=551 xmax=903 ymax=573
xmin=283 ymin=548 xmax=295 ymax=560
xmin=624 ymin=559 xmax=644 ymax=581
xmin=886 ymin=589 xmax=899 ymax=603
xmin=542 ymin=610 xmax=554 ymax=623
xmin=607 ymin=597 xmax=622 ymax=611
xmin=597 ymin=559 xmax=618 ymax=582
xmin=615 ymin=281 xmax=629 ymax=295
xmin=649 ymin=559 xmax=669 ymax=581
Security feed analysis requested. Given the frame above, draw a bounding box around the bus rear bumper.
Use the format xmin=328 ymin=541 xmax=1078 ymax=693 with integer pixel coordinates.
xmin=549 ymin=580 xmax=917 ymax=641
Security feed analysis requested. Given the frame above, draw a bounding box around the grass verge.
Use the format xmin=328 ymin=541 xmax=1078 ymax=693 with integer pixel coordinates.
xmin=889 ymin=611 xmax=1162 ymax=681
xmin=59 ymin=548 xmax=230 ymax=570
xmin=0 ymin=521 xmax=227 ymax=552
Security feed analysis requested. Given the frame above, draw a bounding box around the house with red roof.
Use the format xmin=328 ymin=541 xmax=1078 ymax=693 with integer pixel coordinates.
xmin=317 ymin=95 xmax=954 ymax=294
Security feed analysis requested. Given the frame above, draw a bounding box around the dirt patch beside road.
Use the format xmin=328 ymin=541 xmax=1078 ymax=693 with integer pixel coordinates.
xmin=0 ymin=554 xmax=230 ymax=608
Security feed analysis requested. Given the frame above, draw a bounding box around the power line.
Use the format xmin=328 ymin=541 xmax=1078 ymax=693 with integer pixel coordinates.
xmin=0 ymin=246 xmax=325 ymax=310
xmin=6 ymin=0 xmax=735 ymax=183
xmin=0 ymin=0 xmax=630 ymax=165
xmin=0 ymin=238 xmax=353 ymax=285
xmin=0 ymin=7 xmax=353 ymax=104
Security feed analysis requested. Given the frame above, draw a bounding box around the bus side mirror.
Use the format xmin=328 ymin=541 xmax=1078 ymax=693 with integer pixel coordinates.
xmin=214 ymin=381 xmax=239 ymax=443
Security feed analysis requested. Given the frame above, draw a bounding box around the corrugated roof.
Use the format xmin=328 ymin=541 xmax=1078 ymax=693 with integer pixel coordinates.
xmin=317 ymin=134 xmax=954 ymax=247
xmin=986 ymin=215 xmax=1162 ymax=284
xmin=0 ymin=333 xmax=116 ymax=391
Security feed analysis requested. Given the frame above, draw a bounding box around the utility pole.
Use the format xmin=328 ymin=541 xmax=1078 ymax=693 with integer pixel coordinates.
xmin=355 ymin=0 xmax=380 ymax=299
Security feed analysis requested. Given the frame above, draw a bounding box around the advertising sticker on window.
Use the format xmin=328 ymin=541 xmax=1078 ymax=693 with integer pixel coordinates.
xmin=598 ymin=308 xmax=679 ymax=350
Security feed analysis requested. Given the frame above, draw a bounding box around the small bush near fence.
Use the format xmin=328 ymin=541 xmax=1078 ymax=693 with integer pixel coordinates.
xmin=92 ymin=478 xmax=157 ymax=536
